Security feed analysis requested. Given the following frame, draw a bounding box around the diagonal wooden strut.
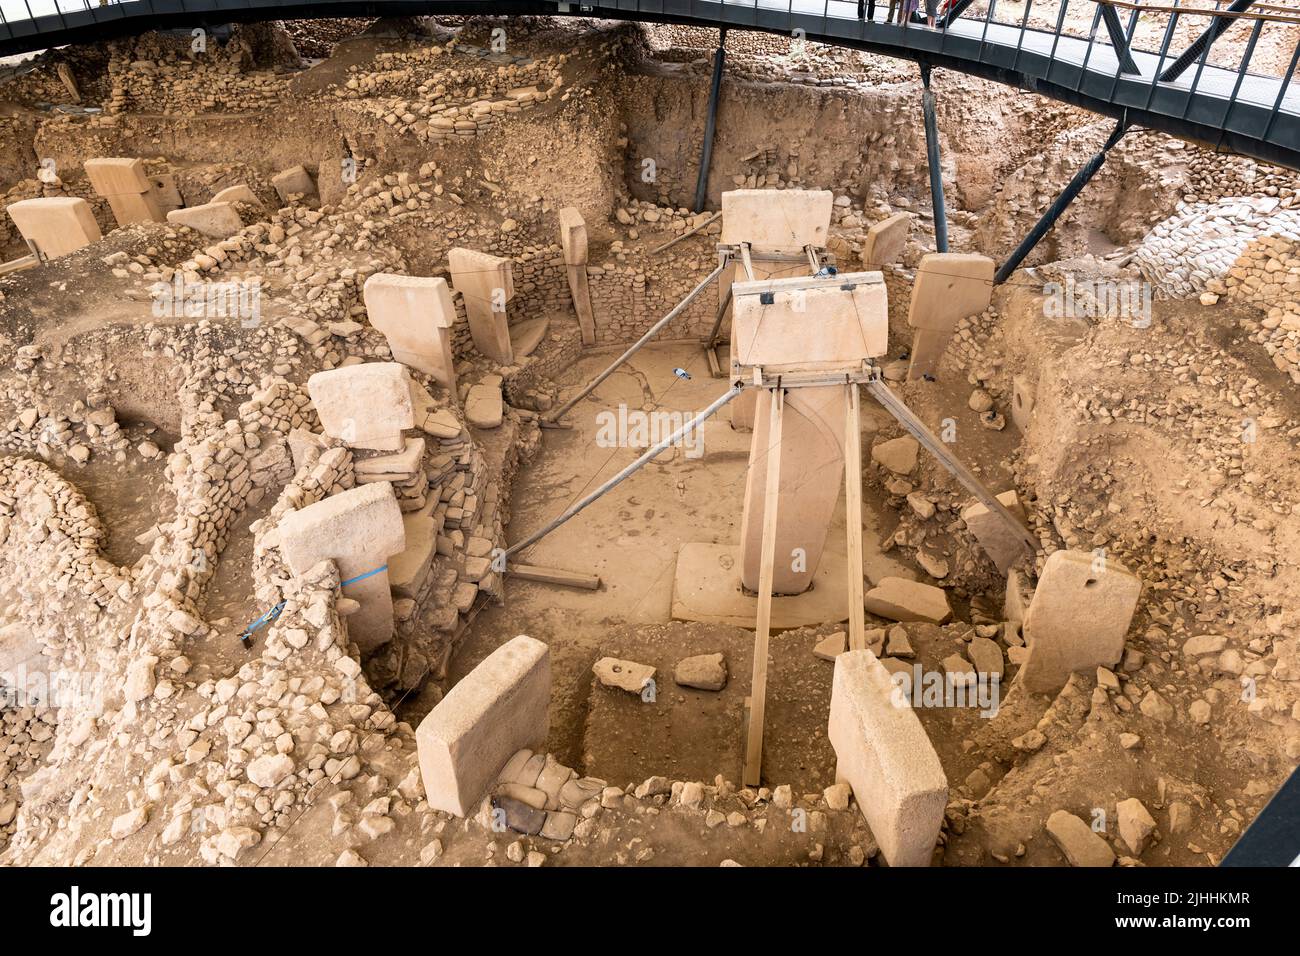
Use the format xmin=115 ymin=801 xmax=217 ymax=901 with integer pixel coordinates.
xmin=844 ymin=383 xmax=866 ymax=651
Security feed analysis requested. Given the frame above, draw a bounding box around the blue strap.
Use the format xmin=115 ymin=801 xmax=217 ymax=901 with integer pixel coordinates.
xmin=239 ymin=564 xmax=388 ymax=646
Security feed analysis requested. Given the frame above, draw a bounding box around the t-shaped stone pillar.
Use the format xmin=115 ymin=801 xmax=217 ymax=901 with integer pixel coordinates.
xmin=558 ymin=207 xmax=596 ymax=346
xmin=307 ymin=362 xmax=415 ymax=452
xmin=6 ymin=197 xmax=101 ymax=259
xmin=448 ymin=247 xmax=515 ymax=364
xmin=84 ymin=157 xmax=165 ymax=227
xmin=720 ymin=188 xmax=834 ymax=430
xmin=363 ymin=273 xmax=458 ymax=392
xmin=730 ymin=271 xmax=888 ymax=595
xmin=906 ymin=253 xmax=994 ymax=381
xmin=276 ymin=482 xmax=406 ymax=653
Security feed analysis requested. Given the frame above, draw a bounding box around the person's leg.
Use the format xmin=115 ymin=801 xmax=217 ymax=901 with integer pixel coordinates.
xmin=868 ymin=0 xmax=876 ymax=21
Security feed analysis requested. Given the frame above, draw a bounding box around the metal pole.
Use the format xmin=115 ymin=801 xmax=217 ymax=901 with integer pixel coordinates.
xmin=1160 ymin=0 xmax=1257 ymax=82
xmin=921 ymin=63 xmax=949 ymax=253
xmin=506 ymin=384 xmax=743 ymax=560
xmin=545 ymin=262 xmax=725 ymax=422
xmin=693 ymin=27 xmax=727 ymax=213
xmin=865 ymin=378 xmax=1038 ymax=552
xmin=994 ymin=116 xmax=1128 ymax=284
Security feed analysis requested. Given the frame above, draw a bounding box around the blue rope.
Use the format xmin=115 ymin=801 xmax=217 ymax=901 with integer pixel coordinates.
xmin=239 ymin=565 xmax=388 ymax=648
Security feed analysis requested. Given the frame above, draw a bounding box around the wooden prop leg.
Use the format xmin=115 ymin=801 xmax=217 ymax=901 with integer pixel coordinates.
xmin=743 ymin=386 xmax=783 ymax=787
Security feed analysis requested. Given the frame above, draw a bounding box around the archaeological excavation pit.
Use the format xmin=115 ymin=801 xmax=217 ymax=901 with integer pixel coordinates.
xmin=0 ymin=5 xmax=1297 ymax=897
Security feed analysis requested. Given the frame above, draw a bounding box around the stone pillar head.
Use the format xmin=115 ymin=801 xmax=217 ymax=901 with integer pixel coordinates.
xmin=307 ymin=362 xmax=415 ymax=452
xmin=448 ymin=247 xmax=515 ymax=365
xmin=363 ymin=273 xmax=458 ymax=390
xmin=6 ymin=197 xmax=101 ymax=259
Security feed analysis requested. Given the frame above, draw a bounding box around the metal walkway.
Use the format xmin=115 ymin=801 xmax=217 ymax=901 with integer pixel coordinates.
xmin=2 ymin=0 xmax=1299 ymax=170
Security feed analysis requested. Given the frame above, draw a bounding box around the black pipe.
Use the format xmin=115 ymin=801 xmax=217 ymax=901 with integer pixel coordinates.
xmin=693 ymin=27 xmax=726 ymax=214
xmin=920 ymin=63 xmax=949 ymax=254
xmin=994 ymin=117 xmax=1128 ymax=285
xmin=1160 ymin=0 xmax=1257 ymax=83
xmin=1099 ymin=3 xmax=1141 ymax=75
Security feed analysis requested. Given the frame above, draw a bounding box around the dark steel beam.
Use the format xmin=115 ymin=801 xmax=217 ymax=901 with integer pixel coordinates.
xmin=994 ymin=116 xmax=1128 ymax=284
xmin=920 ymin=63 xmax=949 ymax=253
xmin=1099 ymin=2 xmax=1141 ymax=75
xmin=693 ymin=27 xmax=726 ymax=214
xmin=1160 ymin=0 xmax=1257 ymax=83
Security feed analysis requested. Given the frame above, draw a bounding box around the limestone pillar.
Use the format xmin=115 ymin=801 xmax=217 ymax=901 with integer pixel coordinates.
xmin=84 ymin=157 xmax=165 ymax=226
xmin=6 ymin=197 xmax=101 ymax=259
xmin=363 ymin=273 xmax=458 ymax=392
xmin=719 ymin=189 xmax=834 ymax=430
xmin=448 ymin=247 xmax=515 ymax=364
xmin=276 ymin=482 xmax=407 ymax=653
xmin=558 ymin=207 xmax=595 ymax=346
xmin=906 ymin=253 xmax=994 ymax=381
xmin=739 ymin=385 xmax=847 ymax=595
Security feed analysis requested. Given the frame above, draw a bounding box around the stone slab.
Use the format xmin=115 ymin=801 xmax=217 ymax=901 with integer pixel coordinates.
xmin=1019 ymin=550 xmax=1142 ymax=693
xmin=731 ymin=271 xmax=889 ymax=371
xmin=363 ymin=273 xmax=458 ymax=388
xmin=828 ymin=650 xmax=948 ymax=867
xmin=449 ymin=247 xmax=514 ymax=364
xmin=277 ymin=482 xmax=406 ymax=652
xmin=416 ymin=635 xmax=550 ymax=817
xmin=861 ymin=212 xmax=911 ymax=268
xmin=960 ymin=490 xmax=1028 ymax=574
xmin=166 ymin=200 xmax=242 ymax=238
xmin=307 ymin=362 xmax=414 ymax=452
xmin=720 ymin=188 xmax=833 ymax=252
xmin=6 ymin=197 xmax=101 ymax=259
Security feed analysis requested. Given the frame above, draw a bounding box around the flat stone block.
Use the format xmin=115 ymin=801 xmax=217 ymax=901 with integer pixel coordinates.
xmin=864 ymin=577 xmax=952 ymax=624
xmin=720 ymin=188 xmax=832 ymax=251
xmin=307 ymin=362 xmax=414 ymax=451
xmin=166 ymin=200 xmax=242 ymax=238
xmin=671 ymin=542 xmax=849 ymax=629
xmin=961 ymin=490 xmax=1028 ymax=574
xmin=828 ymin=650 xmax=947 ymax=867
xmin=417 ymin=635 xmax=551 ymax=817
xmin=6 ymin=197 xmax=101 ymax=259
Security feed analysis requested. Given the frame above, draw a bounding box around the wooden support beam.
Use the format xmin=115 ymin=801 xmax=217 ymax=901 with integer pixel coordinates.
xmin=507 ymin=563 xmax=601 ymax=590
xmin=843 ymin=383 xmax=866 ymax=650
xmin=743 ymin=386 xmax=783 ymax=788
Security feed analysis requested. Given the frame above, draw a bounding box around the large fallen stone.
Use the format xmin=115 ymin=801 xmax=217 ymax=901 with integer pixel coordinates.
xmin=871 ymin=436 xmax=919 ymax=475
xmin=673 ymin=653 xmax=727 ymax=691
xmin=307 ymin=362 xmax=414 ymax=451
xmin=389 ymin=505 xmax=437 ymax=601
xmin=1018 ymin=550 xmax=1141 ymax=693
xmin=864 ymin=577 xmax=952 ymax=624
xmin=212 ymin=183 xmax=262 ymax=207
xmin=465 ymin=382 xmax=504 ymax=429
xmin=961 ymin=490 xmax=1028 ymax=574
xmin=271 ymin=164 xmax=317 ymax=203
xmin=166 ymin=200 xmax=242 ymax=238
xmin=277 ymin=482 xmax=406 ymax=652
xmin=416 ymin=635 xmax=550 ymax=817
xmin=1045 ymin=810 xmax=1115 ymax=867
xmin=828 ymin=650 xmax=948 ymax=867
xmin=363 ymin=273 xmax=458 ymax=388
xmin=6 ymin=197 xmax=101 ymax=259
